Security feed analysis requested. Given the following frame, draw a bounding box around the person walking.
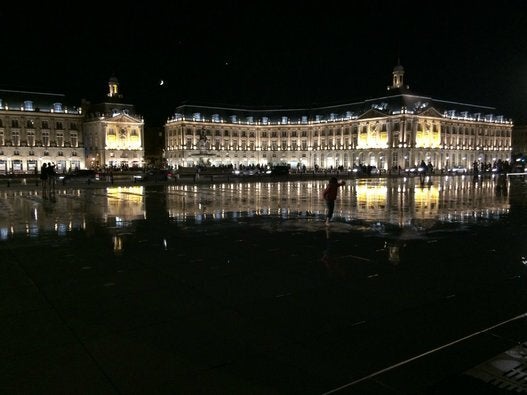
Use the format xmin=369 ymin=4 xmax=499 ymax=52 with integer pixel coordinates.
xmin=322 ymin=176 xmax=346 ymax=226
xmin=40 ymin=163 xmax=48 ymax=192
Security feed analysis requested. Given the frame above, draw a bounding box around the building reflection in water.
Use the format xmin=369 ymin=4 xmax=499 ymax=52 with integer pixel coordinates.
xmin=384 ymin=240 xmax=403 ymax=265
xmin=0 ymin=186 xmax=146 ymax=241
xmin=165 ymin=175 xmax=510 ymax=227
xmin=112 ymin=235 xmax=123 ymax=255
xmin=0 ymin=175 xmax=513 ymax=241
xmin=103 ymin=186 xmax=145 ymax=227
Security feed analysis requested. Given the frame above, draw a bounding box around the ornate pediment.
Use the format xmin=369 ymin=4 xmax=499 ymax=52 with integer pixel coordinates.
xmin=418 ymin=107 xmax=443 ymax=118
xmin=358 ymin=108 xmax=387 ymax=120
xmin=107 ymin=113 xmax=143 ymax=124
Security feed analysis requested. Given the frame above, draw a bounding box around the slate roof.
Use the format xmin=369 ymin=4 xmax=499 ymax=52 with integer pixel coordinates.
xmin=170 ymin=87 xmax=511 ymax=125
xmin=0 ymin=89 xmax=81 ymax=114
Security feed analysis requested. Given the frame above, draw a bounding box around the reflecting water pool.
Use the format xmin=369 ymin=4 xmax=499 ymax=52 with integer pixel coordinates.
xmin=0 ymin=174 xmax=518 ymax=239
xmin=2 ymin=174 xmax=527 ymax=393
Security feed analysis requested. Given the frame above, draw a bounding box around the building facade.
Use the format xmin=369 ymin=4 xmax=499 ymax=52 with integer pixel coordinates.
xmin=0 ymin=90 xmax=85 ymax=174
xmin=0 ymin=77 xmax=145 ymax=176
xmin=164 ymin=65 xmax=513 ymax=172
xmin=82 ymin=77 xmax=145 ymax=170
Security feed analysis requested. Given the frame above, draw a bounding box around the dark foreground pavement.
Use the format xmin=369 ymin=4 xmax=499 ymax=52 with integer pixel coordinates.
xmin=1 ymin=180 xmax=527 ymax=394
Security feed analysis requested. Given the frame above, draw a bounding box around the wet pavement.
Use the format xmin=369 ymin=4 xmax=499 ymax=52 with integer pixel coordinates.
xmin=2 ymin=174 xmax=527 ymax=394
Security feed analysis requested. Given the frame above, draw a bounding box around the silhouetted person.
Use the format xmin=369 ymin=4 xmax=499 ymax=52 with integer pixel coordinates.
xmin=47 ymin=162 xmax=56 ymax=191
xmin=40 ymin=163 xmax=48 ymax=192
xmin=322 ymin=176 xmax=346 ymax=226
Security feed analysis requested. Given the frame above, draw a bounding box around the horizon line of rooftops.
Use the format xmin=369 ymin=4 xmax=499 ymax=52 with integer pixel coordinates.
xmin=168 ymin=98 xmax=512 ymax=125
xmin=0 ymin=89 xmax=513 ymax=126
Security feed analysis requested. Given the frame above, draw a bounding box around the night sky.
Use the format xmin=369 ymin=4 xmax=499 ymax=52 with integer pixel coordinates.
xmin=1 ymin=1 xmax=527 ymax=127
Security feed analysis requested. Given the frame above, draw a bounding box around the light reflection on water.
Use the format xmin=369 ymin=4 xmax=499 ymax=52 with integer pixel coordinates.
xmin=166 ymin=175 xmax=510 ymax=226
xmin=0 ymin=175 xmax=517 ymax=240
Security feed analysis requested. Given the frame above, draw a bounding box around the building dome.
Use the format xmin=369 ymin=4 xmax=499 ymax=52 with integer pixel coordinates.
xmin=393 ymin=64 xmax=404 ymax=73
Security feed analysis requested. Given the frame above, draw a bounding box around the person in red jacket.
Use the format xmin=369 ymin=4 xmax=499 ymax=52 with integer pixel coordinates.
xmin=322 ymin=176 xmax=346 ymax=226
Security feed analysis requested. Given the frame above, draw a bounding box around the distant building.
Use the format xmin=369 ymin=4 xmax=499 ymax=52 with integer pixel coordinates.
xmin=0 ymin=90 xmax=85 ymax=174
xmin=164 ymin=64 xmax=513 ymax=172
xmin=82 ymin=76 xmax=145 ymax=169
xmin=0 ymin=76 xmax=145 ymax=175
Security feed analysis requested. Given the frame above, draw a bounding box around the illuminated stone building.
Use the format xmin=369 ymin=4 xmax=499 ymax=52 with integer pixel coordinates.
xmin=0 ymin=90 xmax=84 ymax=174
xmin=82 ymin=76 xmax=145 ymax=169
xmin=164 ymin=65 xmax=513 ymax=172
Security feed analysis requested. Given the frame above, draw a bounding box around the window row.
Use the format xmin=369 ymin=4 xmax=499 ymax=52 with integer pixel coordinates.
xmin=0 ymin=150 xmax=79 ymax=156
xmin=0 ymin=119 xmax=78 ymax=130
xmin=170 ymin=125 xmax=510 ymax=139
xmin=0 ymin=131 xmax=78 ymax=147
